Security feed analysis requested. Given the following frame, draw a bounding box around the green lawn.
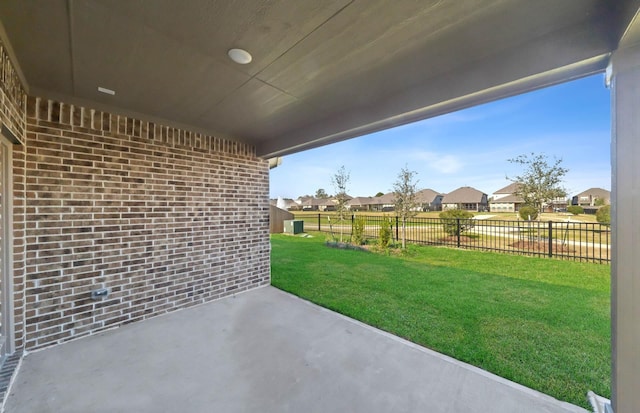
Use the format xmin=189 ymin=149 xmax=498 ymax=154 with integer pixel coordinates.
xmin=270 ymin=233 xmax=610 ymax=409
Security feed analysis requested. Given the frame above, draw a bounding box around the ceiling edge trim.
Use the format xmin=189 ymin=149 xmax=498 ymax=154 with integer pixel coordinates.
xmin=257 ymin=53 xmax=610 ymax=158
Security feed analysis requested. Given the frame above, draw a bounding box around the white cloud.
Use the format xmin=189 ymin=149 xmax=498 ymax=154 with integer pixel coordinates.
xmin=433 ymin=155 xmax=463 ymax=174
xmin=406 ymin=151 xmax=464 ymax=174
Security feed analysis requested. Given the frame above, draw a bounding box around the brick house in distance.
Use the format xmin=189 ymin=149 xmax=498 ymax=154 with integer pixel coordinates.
xmin=415 ymin=189 xmax=443 ymax=211
xmin=369 ymin=192 xmax=396 ymax=212
xmin=441 ymin=186 xmax=488 ymax=212
xmin=347 ymin=196 xmax=375 ymax=211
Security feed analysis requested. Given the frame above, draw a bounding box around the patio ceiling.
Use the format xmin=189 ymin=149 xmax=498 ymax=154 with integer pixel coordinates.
xmin=0 ymin=0 xmax=638 ymax=157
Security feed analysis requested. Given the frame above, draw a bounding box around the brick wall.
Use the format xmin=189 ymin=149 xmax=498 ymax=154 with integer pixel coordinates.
xmin=2 ymin=36 xmax=271 ymax=351
xmin=21 ymin=97 xmax=270 ymax=349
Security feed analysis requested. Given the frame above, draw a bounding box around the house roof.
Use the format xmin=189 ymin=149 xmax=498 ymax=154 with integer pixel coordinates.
xmin=347 ymin=197 xmax=375 ymax=206
xmin=415 ymin=189 xmax=442 ymax=203
xmin=299 ymin=197 xmax=335 ymax=207
xmin=574 ymin=188 xmax=611 ymax=199
xmin=297 ymin=196 xmax=313 ymax=202
xmin=493 ymin=182 xmax=521 ymax=195
xmin=1 ymin=1 xmax=637 ymax=158
xmin=442 ymin=186 xmax=487 ymax=204
xmin=374 ymin=193 xmax=396 ymax=205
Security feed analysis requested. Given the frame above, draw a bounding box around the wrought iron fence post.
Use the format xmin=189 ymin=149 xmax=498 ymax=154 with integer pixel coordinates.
xmin=318 ymin=213 xmax=320 ymax=231
xmin=351 ymin=214 xmax=355 ymax=238
xmin=395 ymin=216 xmax=399 ymax=241
xmin=548 ymin=221 xmax=553 ymax=258
xmin=457 ymin=218 xmax=461 ymax=248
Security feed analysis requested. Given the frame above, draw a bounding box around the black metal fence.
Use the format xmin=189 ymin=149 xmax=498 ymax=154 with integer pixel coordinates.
xmin=300 ymin=214 xmax=611 ymax=263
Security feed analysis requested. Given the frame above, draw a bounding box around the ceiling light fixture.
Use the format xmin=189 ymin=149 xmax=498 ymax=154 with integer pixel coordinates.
xmin=228 ymin=48 xmax=252 ymax=64
xmin=98 ymin=86 xmax=116 ymax=95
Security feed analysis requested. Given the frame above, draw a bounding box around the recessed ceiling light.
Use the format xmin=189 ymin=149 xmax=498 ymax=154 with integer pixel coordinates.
xmin=98 ymin=86 xmax=115 ymax=95
xmin=228 ymin=48 xmax=252 ymax=64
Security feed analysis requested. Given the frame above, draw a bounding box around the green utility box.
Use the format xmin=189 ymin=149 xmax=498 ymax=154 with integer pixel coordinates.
xmin=284 ymin=220 xmax=304 ymax=234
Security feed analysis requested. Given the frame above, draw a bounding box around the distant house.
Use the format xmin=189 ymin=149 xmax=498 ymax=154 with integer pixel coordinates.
xmin=283 ymin=198 xmax=301 ymax=211
xmin=543 ymin=196 xmax=569 ymax=213
xmin=441 ymin=186 xmax=488 ymax=212
xmin=489 ymin=183 xmax=568 ymax=212
xmin=298 ymin=197 xmax=334 ymax=211
xmin=415 ymin=188 xmax=443 ymax=211
xmin=347 ymin=197 xmax=375 ymax=211
xmin=299 ymin=194 xmax=353 ymax=211
xmin=318 ymin=198 xmax=337 ymax=211
xmin=369 ymin=192 xmax=396 ymax=212
xmin=489 ymin=183 xmax=524 ymax=212
xmin=572 ymin=188 xmax=611 ymax=207
xmin=298 ymin=197 xmax=318 ymax=211
xmin=351 ymin=190 xmax=442 ymax=212
xmin=296 ymin=196 xmax=313 ymax=209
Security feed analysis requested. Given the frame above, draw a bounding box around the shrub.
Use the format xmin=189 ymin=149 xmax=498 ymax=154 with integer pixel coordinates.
xmin=378 ymin=217 xmax=392 ymax=249
xmin=352 ymin=216 xmax=366 ymax=245
xmin=567 ymin=205 xmax=584 ymax=215
xmin=439 ymin=209 xmax=474 ymax=236
xmin=596 ymin=204 xmax=610 ymax=225
xmin=519 ymin=205 xmax=539 ymax=221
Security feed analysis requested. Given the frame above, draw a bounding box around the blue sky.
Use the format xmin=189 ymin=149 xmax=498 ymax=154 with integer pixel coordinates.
xmin=270 ymin=74 xmax=611 ymax=199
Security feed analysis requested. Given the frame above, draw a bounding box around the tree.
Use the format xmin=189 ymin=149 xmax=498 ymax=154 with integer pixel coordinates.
xmin=567 ymin=205 xmax=584 ymax=215
xmin=519 ymin=205 xmax=539 ymax=220
xmin=508 ymin=153 xmax=568 ymax=216
xmin=596 ymin=204 xmax=611 ymax=225
xmin=378 ymin=216 xmax=392 ymax=249
xmin=331 ymin=165 xmax=351 ymax=242
xmin=374 ymin=192 xmax=384 ymax=197
xmin=594 ymin=197 xmax=606 ymax=206
xmin=352 ymin=216 xmax=366 ymax=245
xmin=392 ymin=166 xmax=419 ymax=249
xmin=439 ymin=209 xmax=474 ymax=236
xmin=315 ymin=188 xmax=329 ymax=199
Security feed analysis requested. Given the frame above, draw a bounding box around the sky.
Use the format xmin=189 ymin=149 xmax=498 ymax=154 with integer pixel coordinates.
xmin=269 ymin=74 xmax=611 ymax=200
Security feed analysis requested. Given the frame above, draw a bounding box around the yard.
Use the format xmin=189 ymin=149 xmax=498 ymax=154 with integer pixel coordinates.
xmin=270 ymin=233 xmax=611 ymax=409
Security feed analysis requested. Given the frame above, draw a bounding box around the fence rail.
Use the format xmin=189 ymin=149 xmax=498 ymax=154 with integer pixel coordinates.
xmin=298 ymin=214 xmax=611 ymax=263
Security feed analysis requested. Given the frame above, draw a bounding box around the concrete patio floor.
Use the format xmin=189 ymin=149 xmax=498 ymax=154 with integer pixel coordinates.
xmin=4 ymin=286 xmax=588 ymax=413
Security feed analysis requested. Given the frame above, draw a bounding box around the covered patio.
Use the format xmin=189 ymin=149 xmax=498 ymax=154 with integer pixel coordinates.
xmin=5 ymin=287 xmax=585 ymax=413
xmin=0 ymin=1 xmax=639 ymax=412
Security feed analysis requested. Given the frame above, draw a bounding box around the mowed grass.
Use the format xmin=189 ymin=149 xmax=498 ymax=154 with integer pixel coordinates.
xmin=270 ymin=233 xmax=610 ymax=409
